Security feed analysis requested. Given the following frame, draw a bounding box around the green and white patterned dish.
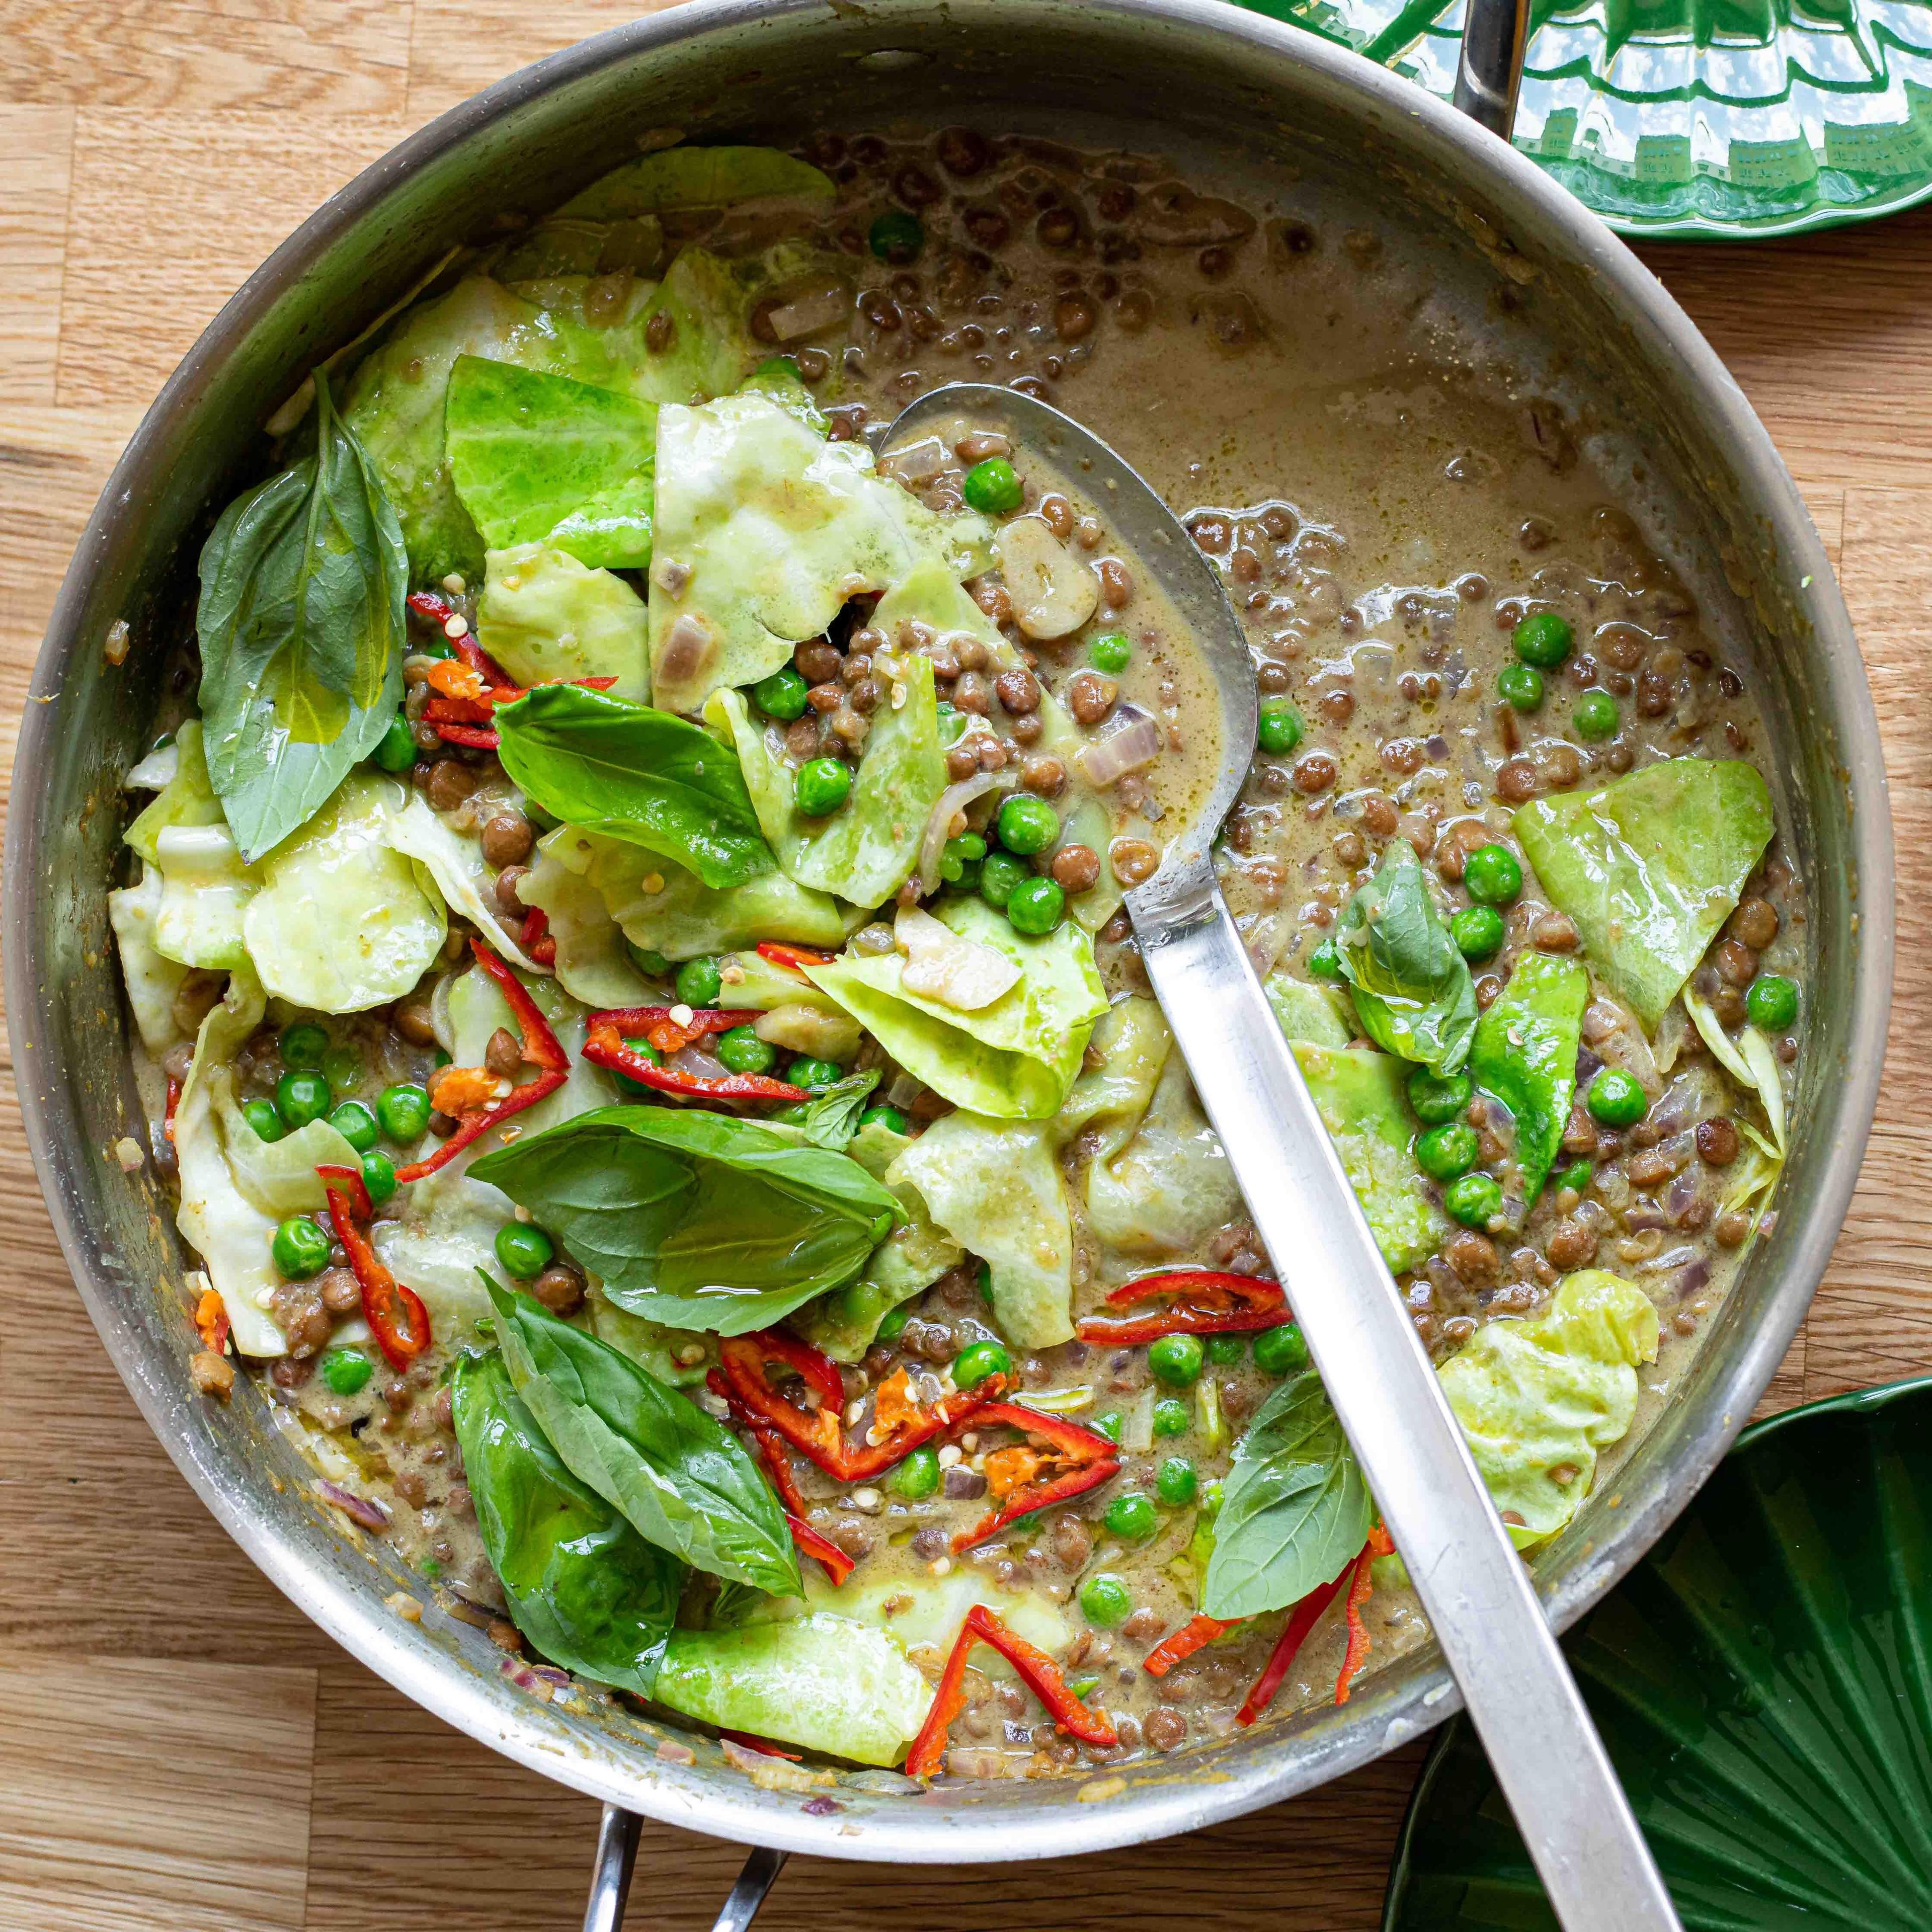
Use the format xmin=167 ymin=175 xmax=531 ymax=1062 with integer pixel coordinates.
xmin=1235 ymin=0 xmax=1932 ymax=238
xmin=1383 ymin=1376 xmax=1932 ymax=1930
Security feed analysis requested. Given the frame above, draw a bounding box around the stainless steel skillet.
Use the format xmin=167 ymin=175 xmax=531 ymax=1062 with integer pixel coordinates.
xmin=3 ymin=0 xmax=1889 ymax=1925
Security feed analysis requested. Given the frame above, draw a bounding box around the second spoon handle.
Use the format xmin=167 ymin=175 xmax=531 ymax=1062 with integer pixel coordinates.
xmin=1132 ymin=855 xmax=1679 ymax=1932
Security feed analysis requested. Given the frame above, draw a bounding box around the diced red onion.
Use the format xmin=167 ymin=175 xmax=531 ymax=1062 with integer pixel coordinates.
xmin=1665 ymin=1174 xmax=1699 ymax=1223
xmin=768 ymin=287 xmax=848 ymax=341
xmin=1575 ymin=1048 xmax=1604 ymax=1082
xmin=1622 ymin=1207 xmax=1671 ymax=1232
xmin=669 ymin=1042 xmax=730 ymax=1082
xmin=943 ymin=1465 xmax=988 ymax=1499
xmin=883 ymin=436 xmax=947 ymax=485
xmin=1074 ymin=705 xmax=1163 ymax=789
xmin=1675 ymin=1258 xmax=1711 ymax=1300
xmin=918 ymin=767 xmax=1006 ymax=894
xmin=316 ymin=1479 xmax=388 ymax=1533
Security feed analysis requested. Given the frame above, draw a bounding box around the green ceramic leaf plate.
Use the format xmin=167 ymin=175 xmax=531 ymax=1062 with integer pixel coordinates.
xmin=1232 ymin=0 xmax=1932 ymax=239
xmin=1383 ymin=1375 xmax=1932 ymax=1931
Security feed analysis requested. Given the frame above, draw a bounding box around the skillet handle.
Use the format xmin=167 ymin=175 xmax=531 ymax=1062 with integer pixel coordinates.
xmin=1454 ymin=0 xmax=1530 ymax=139
xmin=583 ymin=1808 xmax=787 ymax=1932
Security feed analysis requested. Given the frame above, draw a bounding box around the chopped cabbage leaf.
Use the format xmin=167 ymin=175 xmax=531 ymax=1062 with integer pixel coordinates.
xmin=588 ymin=1284 xmax=710 ymax=1389
xmin=1086 ymin=1049 xmax=1243 ymax=1259
xmin=648 ymin=393 xmax=992 ymax=712
xmin=213 ymin=1072 xmax=360 ymax=1219
xmin=477 ymin=542 xmax=651 ymax=702
xmin=491 ymin=213 xmax=664 ymax=282
xmin=560 ymin=146 xmax=835 ymax=221
xmin=653 ymin=1612 xmax=929 ymax=1766
xmin=447 ymin=357 xmax=656 ymax=572
xmin=241 ymin=775 xmax=446 ymax=1013
xmin=1055 ymin=996 xmax=1172 ymax=1151
xmin=1513 ymin=759 xmax=1774 ymax=1031
xmin=384 ymin=789 xmax=541 ymax=970
xmin=890 ymin=1111 xmax=1074 ymax=1347
xmin=870 ymin=560 xmax=1021 ymax=671
xmin=622 ymin=247 xmax=763 ymax=412
xmin=516 ymin=832 xmax=658 ymax=1008
xmin=108 ymin=866 xmax=192 ymax=1055
xmin=173 ymin=963 xmax=286 ymax=1357
xmin=1263 ymin=973 xmax=1353 ymax=1049
xmin=1683 ymin=988 xmax=1787 ymax=1156
xmin=806 ymin=897 xmax=1106 ymax=1120
xmin=124 ymin=717 xmax=225 ymax=866
xmin=527 ymin=824 xmax=851 ymax=964
xmin=1437 ymin=1269 xmax=1660 ymax=1547
xmin=1470 ymin=953 xmax=1589 ymax=1208
xmin=794 ymin=1122 xmax=964 ymax=1361
xmin=1292 ymin=1041 xmax=1446 ymax=1274
xmin=706 ymin=652 xmax=947 ymax=908
xmin=125 ymin=721 xmax=257 ymax=970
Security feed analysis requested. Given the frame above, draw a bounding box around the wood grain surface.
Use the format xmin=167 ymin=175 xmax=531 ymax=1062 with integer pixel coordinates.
xmin=1 ymin=5 xmax=1926 ymax=1925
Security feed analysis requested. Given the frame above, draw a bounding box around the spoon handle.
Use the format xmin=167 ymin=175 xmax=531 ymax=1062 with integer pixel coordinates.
xmin=1131 ymin=856 xmax=1680 ymax=1932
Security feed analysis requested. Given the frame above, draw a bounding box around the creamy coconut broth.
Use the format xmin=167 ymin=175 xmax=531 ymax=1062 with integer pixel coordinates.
xmin=111 ymin=128 xmax=1802 ymax=1780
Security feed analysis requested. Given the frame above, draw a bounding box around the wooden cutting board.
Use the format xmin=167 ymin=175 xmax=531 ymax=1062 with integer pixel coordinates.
xmin=2 ymin=7 xmax=1927 ymax=1924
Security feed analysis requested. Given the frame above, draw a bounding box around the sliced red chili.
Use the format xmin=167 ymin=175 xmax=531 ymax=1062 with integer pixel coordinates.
xmin=949 ymin=1401 xmax=1119 ymax=1553
xmin=164 ymin=1074 xmax=181 ymax=1146
xmin=582 ymin=1020 xmax=808 ymax=1104
xmin=423 ymin=693 xmax=496 ymax=726
xmin=324 ymin=1177 xmax=430 ymax=1370
xmin=785 ymin=1513 xmax=855 ymax=1587
xmin=521 ymin=907 xmax=556 ymax=969
xmin=590 ymin=1005 xmax=756 ymax=1057
xmin=1334 ymin=1525 xmax=1394 ymax=1705
xmin=1075 ymin=1269 xmax=1291 ymax=1346
xmin=1235 ymin=1569 xmax=1353 ymax=1727
xmin=718 ymin=1728 xmax=802 ymax=1761
xmin=717 ymin=1332 xmax=1003 ymax=1482
xmin=432 ymin=722 xmax=500 ymax=750
xmin=192 ymin=1287 xmax=230 ymax=1355
xmin=907 ymin=1604 xmax=1116 ymax=1777
xmin=1144 ymin=1613 xmax=1237 ymax=1678
xmin=393 ymin=942 xmax=569 ymax=1183
xmin=407 ymin=588 xmax=459 ymax=628
xmin=316 ymin=1161 xmax=373 ymax=1224
xmin=755 ymin=941 xmax=836 ymax=971
xmin=708 ymin=1367 xmax=857 ymax=1585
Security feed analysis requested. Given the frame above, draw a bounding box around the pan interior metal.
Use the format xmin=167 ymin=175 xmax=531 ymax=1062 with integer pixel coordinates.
xmin=3 ymin=0 xmax=1890 ymax=1868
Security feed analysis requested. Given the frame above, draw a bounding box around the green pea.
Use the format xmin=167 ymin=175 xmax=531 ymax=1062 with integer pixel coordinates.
xmin=891 ymin=1444 xmax=941 ymax=1498
xmin=1498 ymin=662 xmax=1544 ymax=711
xmin=272 ymin=1216 xmax=332 ymax=1280
xmin=1152 ymin=1397 xmax=1192 ymax=1437
xmin=370 ymin=712 xmax=417 ymax=773
xmin=1080 ymin=1572 xmax=1133 ymax=1626
xmin=1415 ymin=1120 xmax=1479 ymax=1181
xmin=1444 ymin=1171 xmax=1505 ymax=1230
xmin=494 ymin=1222 xmax=555 ymax=1279
xmin=321 ymin=1348 xmax=373 ymax=1396
xmin=939 ymin=832 xmax=987 ymax=884
xmin=794 ymin=757 xmax=852 ymax=817
xmin=951 ymin=1339 xmax=1013 ymax=1390
xmin=1156 ymin=1457 xmax=1198 ymax=1506
xmin=321 ymin=1043 xmax=363 ymax=1098
xmin=1407 ymin=1067 xmax=1473 ymax=1125
xmin=1256 ymin=699 xmax=1305 ymax=756
xmin=276 ymin=1070 xmax=333 ymax=1130
xmin=1005 ymin=875 xmax=1066 ymax=936
xmin=362 ymin=1149 xmax=398 ymax=1206
xmin=1089 ymin=632 xmax=1132 ymax=673
xmin=1253 ymin=1322 xmax=1310 ymax=1375
xmin=1205 ymin=1334 xmax=1248 ymax=1366
xmin=1462 ymin=844 xmax=1522 ymax=906
xmin=1092 ymin=1411 xmax=1123 ymax=1444
xmin=961 ymin=456 xmax=1023 ymax=516
xmin=279 ymin=1022 xmax=330 ymax=1071
xmin=877 ymin=1302 xmax=913 ymax=1343
xmin=1746 ymin=974 xmax=1798 ymax=1030
xmin=243 ymin=1098 xmax=286 ymax=1144
xmin=675 ymin=956 xmax=723 ymax=1008
xmin=996 ymin=793 xmax=1060 ymax=856
xmin=858 ymin=1104 xmax=909 ymax=1135
xmin=1512 ymin=610 xmax=1574 ymax=669
xmin=979 ymin=850 xmax=1030 ymax=910
xmin=1586 ymin=1066 xmax=1647 ymax=1128
xmin=1555 ymin=1157 xmax=1595 ymax=1196
xmin=627 ymin=942 xmax=672 ymax=979
xmin=868 ymin=208 xmax=925 ymax=264
xmin=375 ymin=1083 xmax=431 ymax=1143
xmin=1104 ymin=1493 xmax=1157 ymax=1540
xmin=1451 ymin=904 xmax=1506 ymax=962
xmin=328 ymin=1101 xmax=379 ymax=1154
xmin=751 ymin=665 xmax=810 ymax=721
xmin=1149 ymin=1333 xmax=1204 ymax=1387
xmin=788 ymin=1057 xmax=843 ymax=1092
xmin=1308 ymin=938 xmax=1343 ymax=979
xmin=1574 ymin=690 xmax=1620 ymax=741
xmin=716 ymin=1025 xmax=777 ymax=1075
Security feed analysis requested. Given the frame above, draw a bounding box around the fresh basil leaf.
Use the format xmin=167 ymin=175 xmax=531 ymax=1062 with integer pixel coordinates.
xmin=797 ymin=1070 xmax=880 ymax=1149
xmin=451 ymin=1348 xmax=683 ymax=1693
xmin=493 ymin=683 xmax=772 ymax=890
xmin=1470 ymin=952 xmax=1590 ymax=1209
xmin=1201 ymin=1367 xmax=1371 ymax=1620
xmin=196 ymin=372 xmax=408 ymax=861
xmin=446 ymin=356 xmax=657 ymax=571
xmin=1334 ymin=841 xmax=1478 ymax=1077
xmin=485 ymin=1277 xmax=800 ymax=1594
xmin=467 ymin=1104 xmax=900 ymax=1333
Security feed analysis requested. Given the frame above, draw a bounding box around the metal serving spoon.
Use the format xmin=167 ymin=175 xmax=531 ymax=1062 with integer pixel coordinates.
xmin=879 ymin=382 xmax=1682 ymax=1932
